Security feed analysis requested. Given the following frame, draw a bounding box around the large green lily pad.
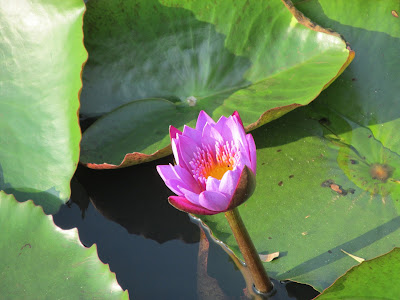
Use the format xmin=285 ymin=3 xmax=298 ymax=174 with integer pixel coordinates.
xmin=198 ymin=0 xmax=400 ymax=291
xmin=318 ymin=248 xmax=400 ymax=299
xmin=79 ymin=0 xmax=352 ymax=169
xmin=293 ymin=0 xmax=400 ymax=153
xmin=0 ymin=0 xmax=87 ymax=213
xmin=199 ymin=105 xmax=400 ymax=291
xmin=0 ymin=191 xmax=128 ymax=299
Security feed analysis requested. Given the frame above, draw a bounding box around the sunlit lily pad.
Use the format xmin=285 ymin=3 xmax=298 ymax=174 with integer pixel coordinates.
xmin=198 ymin=0 xmax=400 ymax=291
xmin=318 ymin=248 xmax=400 ymax=299
xmin=0 ymin=191 xmax=128 ymax=299
xmin=0 ymin=0 xmax=87 ymax=213
xmin=80 ymin=0 xmax=352 ymax=168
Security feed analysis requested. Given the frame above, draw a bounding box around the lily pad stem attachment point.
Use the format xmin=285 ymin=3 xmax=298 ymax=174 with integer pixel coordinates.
xmin=225 ymin=207 xmax=273 ymax=294
xmin=186 ymin=96 xmax=197 ymax=107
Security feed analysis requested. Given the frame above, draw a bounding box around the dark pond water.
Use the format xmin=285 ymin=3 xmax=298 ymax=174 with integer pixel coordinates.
xmin=53 ymin=157 xmax=319 ymax=299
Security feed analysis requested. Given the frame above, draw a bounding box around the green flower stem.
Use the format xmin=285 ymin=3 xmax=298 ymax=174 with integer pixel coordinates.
xmin=225 ymin=207 xmax=273 ymax=293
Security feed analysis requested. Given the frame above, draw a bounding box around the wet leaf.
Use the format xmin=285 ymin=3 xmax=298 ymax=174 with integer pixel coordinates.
xmin=0 ymin=0 xmax=87 ymax=213
xmin=80 ymin=0 xmax=352 ymax=168
xmin=0 ymin=191 xmax=128 ymax=299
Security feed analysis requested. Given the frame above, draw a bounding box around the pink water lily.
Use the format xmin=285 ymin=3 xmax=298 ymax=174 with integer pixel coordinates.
xmin=157 ymin=111 xmax=257 ymax=215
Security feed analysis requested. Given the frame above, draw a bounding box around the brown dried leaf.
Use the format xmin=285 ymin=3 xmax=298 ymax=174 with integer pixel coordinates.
xmin=259 ymin=252 xmax=280 ymax=262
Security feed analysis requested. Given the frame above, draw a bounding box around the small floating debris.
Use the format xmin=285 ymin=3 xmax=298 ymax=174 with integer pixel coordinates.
xmin=321 ymin=179 xmax=355 ymax=196
xmin=341 ymin=249 xmax=365 ymax=263
xmin=259 ymin=252 xmax=280 ymax=262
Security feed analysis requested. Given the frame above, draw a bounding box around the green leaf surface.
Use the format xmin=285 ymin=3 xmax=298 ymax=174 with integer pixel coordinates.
xmin=198 ymin=0 xmax=400 ymax=291
xmin=318 ymin=248 xmax=400 ymax=299
xmin=0 ymin=0 xmax=87 ymax=213
xmin=199 ymin=105 xmax=400 ymax=291
xmin=0 ymin=191 xmax=129 ymax=299
xmin=80 ymin=0 xmax=352 ymax=168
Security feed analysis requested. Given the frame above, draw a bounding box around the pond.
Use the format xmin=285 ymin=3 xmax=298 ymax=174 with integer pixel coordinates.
xmin=53 ymin=157 xmax=319 ymax=299
xmin=2 ymin=0 xmax=399 ymax=298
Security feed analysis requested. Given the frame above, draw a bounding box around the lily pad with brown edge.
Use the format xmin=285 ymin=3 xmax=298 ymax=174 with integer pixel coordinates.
xmin=197 ymin=0 xmax=400 ymax=291
xmin=293 ymin=0 xmax=400 ymax=154
xmin=317 ymin=248 xmax=400 ymax=299
xmin=79 ymin=0 xmax=353 ymax=169
xmin=0 ymin=0 xmax=87 ymax=213
xmin=0 ymin=191 xmax=128 ymax=299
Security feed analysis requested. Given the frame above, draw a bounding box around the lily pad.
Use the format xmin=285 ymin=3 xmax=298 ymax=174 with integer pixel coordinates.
xmin=318 ymin=248 xmax=400 ymax=299
xmin=293 ymin=0 xmax=400 ymax=153
xmin=0 ymin=0 xmax=87 ymax=213
xmin=199 ymin=105 xmax=400 ymax=291
xmin=80 ymin=0 xmax=352 ymax=168
xmin=0 ymin=191 xmax=128 ymax=299
xmin=198 ymin=0 xmax=400 ymax=291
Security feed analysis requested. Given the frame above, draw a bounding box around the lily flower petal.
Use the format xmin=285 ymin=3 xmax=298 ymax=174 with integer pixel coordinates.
xmin=246 ymin=133 xmax=257 ymax=174
xmin=231 ymin=117 xmax=248 ymax=150
xmin=169 ymin=196 xmax=218 ymax=215
xmin=206 ymin=176 xmax=221 ymax=192
xmin=165 ymin=179 xmax=187 ymax=196
xmin=179 ymin=186 xmax=201 ymax=205
xmin=171 ymin=138 xmax=184 ymax=168
xmin=215 ymin=115 xmax=229 ymax=130
xmin=173 ymin=165 xmax=202 ymax=193
xmin=177 ymin=134 xmax=200 ymax=169
xmin=201 ymin=123 xmax=223 ymax=148
xmin=196 ymin=110 xmax=215 ymax=131
xmin=169 ymin=125 xmax=182 ymax=140
xmin=199 ymin=191 xmax=229 ymax=211
xmin=182 ymin=125 xmax=202 ymax=143
xmin=219 ymin=168 xmax=241 ymax=197
xmin=156 ymin=164 xmax=179 ymax=184
xmin=223 ymin=116 xmax=247 ymax=151
xmin=232 ymin=111 xmax=244 ymax=127
xmin=157 ymin=164 xmax=201 ymax=195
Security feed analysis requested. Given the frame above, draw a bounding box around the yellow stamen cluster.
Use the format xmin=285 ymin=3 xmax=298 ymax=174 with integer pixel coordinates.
xmin=190 ymin=141 xmax=239 ymax=186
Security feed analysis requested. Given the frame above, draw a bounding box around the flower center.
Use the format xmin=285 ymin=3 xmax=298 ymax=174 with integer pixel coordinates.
xmin=190 ymin=141 xmax=239 ymax=186
xmin=207 ymin=164 xmax=232 ymax=180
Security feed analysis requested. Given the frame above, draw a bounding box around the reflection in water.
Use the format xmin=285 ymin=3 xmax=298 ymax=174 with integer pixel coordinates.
xmin=54 ymin=201 xmax=200 ymax=299
xmin=73 ymin=156 xmax=199 ymax=244
xmin=191 ymin=216 xmax=319 ymax=300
